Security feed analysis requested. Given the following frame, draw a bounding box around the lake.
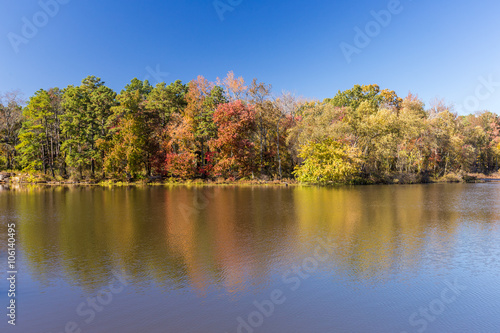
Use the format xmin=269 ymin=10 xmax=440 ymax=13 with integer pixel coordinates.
xmin=1 ymin=184 xmax=499 ymax=332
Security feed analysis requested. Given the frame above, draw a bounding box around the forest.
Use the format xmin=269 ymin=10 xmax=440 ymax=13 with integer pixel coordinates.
xmin=1 ymin=72 xmax=499 ymax=184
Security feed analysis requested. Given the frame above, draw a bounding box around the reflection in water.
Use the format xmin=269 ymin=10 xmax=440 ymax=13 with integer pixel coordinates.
xmin=1 ymin=184 xmax=500 ymax=332
xmin=5 ymin=184 xmax=498 ymax=292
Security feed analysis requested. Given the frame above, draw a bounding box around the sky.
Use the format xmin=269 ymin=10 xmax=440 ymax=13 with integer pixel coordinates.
xmin=1 ymin=0 xmax=500 ymax=114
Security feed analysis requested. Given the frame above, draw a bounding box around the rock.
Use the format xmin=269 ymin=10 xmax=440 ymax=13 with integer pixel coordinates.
xmin=0 ymin=173 xmax=12 ymax=181
xmin=463 ymin=175 xmax=478 ymax=183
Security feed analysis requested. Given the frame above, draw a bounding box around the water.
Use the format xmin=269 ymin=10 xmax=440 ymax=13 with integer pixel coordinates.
xmin=1 ymin=184 xmax=499 ymax=333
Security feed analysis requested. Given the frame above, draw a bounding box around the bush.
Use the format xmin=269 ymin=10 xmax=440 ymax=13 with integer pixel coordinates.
xmin=293 ymin=139 xmax=361 ymax=184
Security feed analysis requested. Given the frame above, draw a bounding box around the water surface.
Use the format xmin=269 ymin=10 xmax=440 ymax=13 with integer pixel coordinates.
xmin=1 ymin=184 xmax=499 ymax=332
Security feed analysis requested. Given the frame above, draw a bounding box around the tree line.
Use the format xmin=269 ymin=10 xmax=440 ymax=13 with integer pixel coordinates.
xmin=1 ymin=74 xmax=499 ymax=184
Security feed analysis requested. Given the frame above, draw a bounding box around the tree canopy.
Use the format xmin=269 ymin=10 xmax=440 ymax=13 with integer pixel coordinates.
xmin=2 ymin=75 xmax=500 ymax=184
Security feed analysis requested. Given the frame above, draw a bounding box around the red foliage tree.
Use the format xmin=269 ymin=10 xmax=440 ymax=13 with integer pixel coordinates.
xmin=165 ymin=151 xmax=197 ymax=179
xmin=209 ymin=101 xmax=256 ymax=178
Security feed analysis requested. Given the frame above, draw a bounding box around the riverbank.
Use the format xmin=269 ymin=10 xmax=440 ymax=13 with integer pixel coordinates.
xmin=0 ymin=172 xmax=298 ymax=187
xmin=0 ymin=171 xmax=491 ymax=187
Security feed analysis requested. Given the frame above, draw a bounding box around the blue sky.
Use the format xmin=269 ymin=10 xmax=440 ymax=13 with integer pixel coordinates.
xmin=1 ymin=0 xmax=500 ymax=114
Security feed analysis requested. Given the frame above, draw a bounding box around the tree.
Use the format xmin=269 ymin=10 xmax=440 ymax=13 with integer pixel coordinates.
xmin=163 ymin=113 xmax=197 ymax=178
xmin=0 ymin=91 xmax=23 ymax=170
xmin=144 ymin=80 xmax=188 ymax=174
xmin=425 ymin=109 xmax=461 ymax=175
xmin=217 ymin=71 xmax=247 ymax=102
xmin=16 ymin=89 xmax=64 ymax=175
xmin=103 ymin=79 xmax=151 ymax=178
xmin=293 ymin=138 xmax=360 ymax=184
xmin=61 ymin=76 xmax=116 ymax=178
xmin=210 ymin=100 xmax=256 ymax=178
xmin=327 ymin=84 xmax=402 ymax=110
xmin=394 ymin=93 xmax=427 ymax=174
xmin=273 ymin=92 xmax=303 ymax=179
xmin=459 ymin=111 xmax=500 ymax=173
xmin=7 ymin=77 xmax=500 ymax=183
xmin=89 ymin=85 xmax=116 ymax=177
xmin=183 ymin=76 xmax=227 ymax=175
xmin=247 ymin=78 xmax=272 ymax=175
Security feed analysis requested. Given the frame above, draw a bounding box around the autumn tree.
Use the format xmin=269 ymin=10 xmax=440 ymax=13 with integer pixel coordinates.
xmin=394 ymin=93 xmax=427 ymax=174
xmin=293 ymin=138 xmax=361 ymax=184
xmin=144 ymin=80 xmax=188 ymax=174
xmin=103 ymin=79 xmax=151 ymax=178
xmin=272 ymin=92 xmax=304 ymax=179
xmin=217 ymin=71 xmax=247 ymax=102
xmin=210 ymin=100 xmax=256 ymax=178
xmin=247 ymin=79 xmax=272 ymax=175
xmin=6 ymin=77 xmax=500 ymax=183
xmin=326 ymin=84 xmax=402 ymax=110
xmin=181 ymin=76 xmax=227 ymax=176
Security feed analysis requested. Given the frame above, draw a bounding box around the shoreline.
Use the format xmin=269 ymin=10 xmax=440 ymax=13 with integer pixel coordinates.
xmin=0 ymin=171 xmax=489 ymax=188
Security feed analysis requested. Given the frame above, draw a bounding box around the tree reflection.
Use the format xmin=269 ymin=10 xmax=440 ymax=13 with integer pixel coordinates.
xmin=10 ymin=184 xmax=497 ymax=294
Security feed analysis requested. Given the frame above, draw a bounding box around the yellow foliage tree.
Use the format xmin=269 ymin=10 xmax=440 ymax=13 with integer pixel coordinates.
xmin=293 ymin=139 xmax=361 ymax=184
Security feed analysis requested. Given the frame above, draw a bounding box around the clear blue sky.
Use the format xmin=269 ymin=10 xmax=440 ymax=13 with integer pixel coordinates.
xmin=1 ymin=0 xmax=500 ymax=114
